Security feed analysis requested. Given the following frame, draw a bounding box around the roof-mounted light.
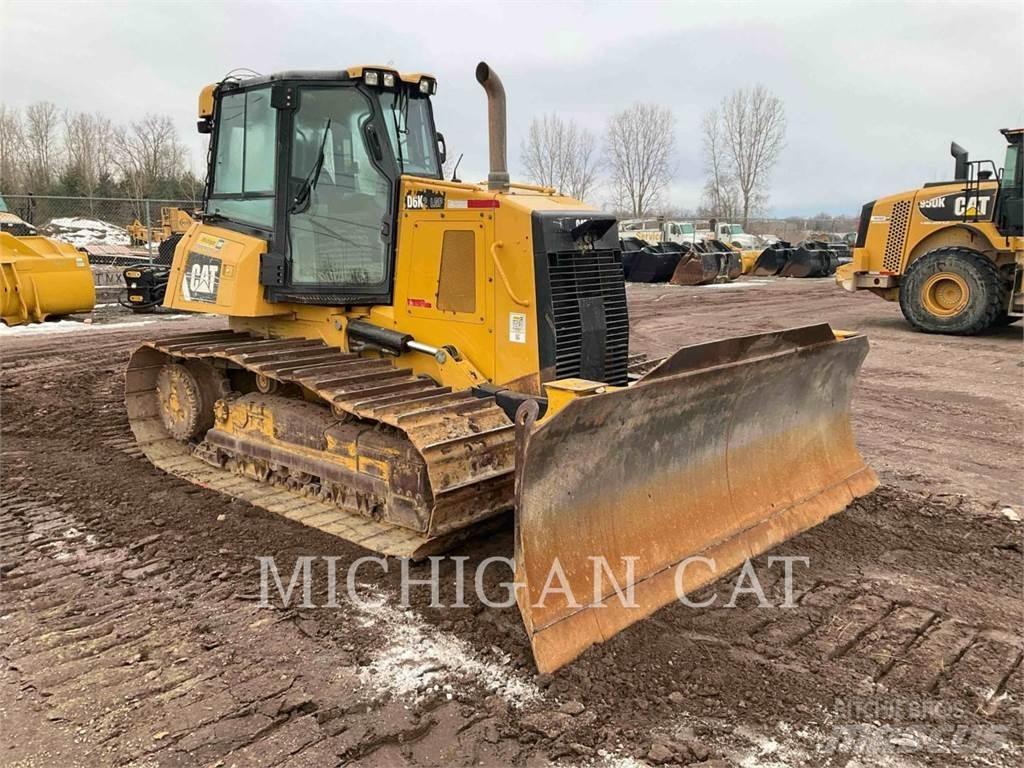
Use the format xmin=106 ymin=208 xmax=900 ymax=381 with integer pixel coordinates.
xmin=419 ymin=78 xmax=437 ymax=95
xmin=364 ymin=71 xmax=379 ymax=87
xmin=383 ymin=72 xmax=395 ymax=88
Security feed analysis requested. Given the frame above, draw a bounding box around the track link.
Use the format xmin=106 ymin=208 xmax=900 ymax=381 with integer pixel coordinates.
xmin=125 ymin=330 xmax=516 ymax=557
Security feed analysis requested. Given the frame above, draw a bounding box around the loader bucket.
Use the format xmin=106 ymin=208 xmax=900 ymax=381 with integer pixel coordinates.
xmin=669 ymin=250 xmax=720 ymax=286
xmin=751 ymin=244 xmax=790 ymax=276
xmin=0 ymin=232 xmax=95 ymax=325
xmin=780 ymin=242 xmax=830 ymax=278
xmin=723 ymin=251 xmax=743 ymax=280
xmin=626 ymin=243 xmax=683 ymax=283
xmin=513 ymin=324 xmax=876 ymax=673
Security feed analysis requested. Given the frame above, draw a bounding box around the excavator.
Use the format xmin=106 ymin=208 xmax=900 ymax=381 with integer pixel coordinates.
xmin=125 ymin=62 xmax=876 ymax=673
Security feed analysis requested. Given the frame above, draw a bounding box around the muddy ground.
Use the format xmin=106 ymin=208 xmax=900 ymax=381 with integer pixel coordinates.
xmin=1 ymin=278 xmax=1021 ymax=767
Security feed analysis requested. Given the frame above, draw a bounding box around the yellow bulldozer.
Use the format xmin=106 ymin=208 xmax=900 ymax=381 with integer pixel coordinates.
xmin=125 ymin=62 xmax=876 ymax=672
xmin=837 ymin=129 xmax=1023 ymax=334
xmin=0 ymin=203 xmax=96 ymax=326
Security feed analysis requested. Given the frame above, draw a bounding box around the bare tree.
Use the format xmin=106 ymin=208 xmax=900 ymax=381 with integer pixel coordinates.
xmin=699 ymin=107 xmax=740 ymax=220
xmin=718 ymin=85 xmax=786 ymax=227
xmin=520 ymin=114 xmax=600 ymax=200
xmin=112 ymin=114 xmax=189 ymax=206
xmin=63 ymin=111 xmax=116 ymax=203
xmin=0 ymin=105 xmax=25 ymax=193
xmin=605 ymin=104 xmax=675 ymax=217
xmin=23 ymin=101 xmax=62 ymax=192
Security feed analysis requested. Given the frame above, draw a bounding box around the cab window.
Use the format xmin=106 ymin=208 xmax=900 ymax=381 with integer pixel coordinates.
xmin=288 ymin=87 xmax=392 ymax=288
xmin=376 ymin=92 xmax=440 ymax=178
xmin=1002 ymin=144 xmax=1020 ymax=189
xmin=208 ymin=88 xmax=277 ymax=228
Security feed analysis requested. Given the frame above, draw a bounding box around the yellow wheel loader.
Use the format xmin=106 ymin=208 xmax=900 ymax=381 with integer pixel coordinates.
xmin=125 ymin=62 xmax=876 ymax=672
xmin=0 ymin=206 xmax=96 ymax=326
xmin=838 ymin=129 xmax=1024 ymax=334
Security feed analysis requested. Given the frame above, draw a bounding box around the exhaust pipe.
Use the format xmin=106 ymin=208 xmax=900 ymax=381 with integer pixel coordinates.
xmin=951 ymin=141 xmax=969 ymax=181
xmin=475 ymin=62 xmax=510 ymax=192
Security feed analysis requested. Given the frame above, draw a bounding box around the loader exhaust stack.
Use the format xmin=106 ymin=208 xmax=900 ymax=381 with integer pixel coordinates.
xmin=475 ymin=62 xmax=510 ymax=192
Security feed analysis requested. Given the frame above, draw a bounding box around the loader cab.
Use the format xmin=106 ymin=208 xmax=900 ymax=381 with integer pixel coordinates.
xmin=201 ymin=68 xmax=443 ymax=305
xmin=995 ymin=128 xmax=1023 ymax=236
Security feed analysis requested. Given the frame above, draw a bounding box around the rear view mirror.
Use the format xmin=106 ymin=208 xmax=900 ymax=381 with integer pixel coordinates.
xmin=436 ymin=132 xmax=447 ymax=166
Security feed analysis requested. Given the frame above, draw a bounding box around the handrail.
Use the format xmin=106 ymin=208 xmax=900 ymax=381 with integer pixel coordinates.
xmin=489 ymin=241 xmax=531 ymax=307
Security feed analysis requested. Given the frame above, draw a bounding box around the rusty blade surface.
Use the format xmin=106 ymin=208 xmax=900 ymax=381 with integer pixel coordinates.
xmin=513 ymin=325 xmax=877 ymax=673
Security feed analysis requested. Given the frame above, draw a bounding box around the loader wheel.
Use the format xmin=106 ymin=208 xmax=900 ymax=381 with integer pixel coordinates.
xmin=155 ymin=362 xmax=223 ymax=441
xmin=899 ymin=247 xmax=1006 ymax=335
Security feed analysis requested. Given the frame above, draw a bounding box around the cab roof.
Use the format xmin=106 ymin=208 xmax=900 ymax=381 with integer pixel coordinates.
xmin=199 ymin=66 xmax=436 ymax=118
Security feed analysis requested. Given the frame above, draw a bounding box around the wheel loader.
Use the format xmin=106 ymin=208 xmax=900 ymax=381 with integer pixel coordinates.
xmin=837 ymin=129 xmax=1024 ymax=334
xmin=125 ymin=62 xmax=877 ymax=673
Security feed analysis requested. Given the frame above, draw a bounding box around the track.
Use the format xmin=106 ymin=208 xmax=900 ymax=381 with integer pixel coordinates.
xmin=1 ymin=292 xmax=1021 ymax=766
xmin=127 ymin=330 xmax=516 ymax=557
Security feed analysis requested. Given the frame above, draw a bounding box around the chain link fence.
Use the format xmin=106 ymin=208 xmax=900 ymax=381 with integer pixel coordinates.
xmin=1 ymin=194 xmax=202 ymax=263
xmin=2 ymin=194 xmax=859 ymax=258
xmin=745 ymin=215 xmax=859 ymax=243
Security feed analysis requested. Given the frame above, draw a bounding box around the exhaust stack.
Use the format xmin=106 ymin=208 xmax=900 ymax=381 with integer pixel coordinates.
xmin=951 ymin=141 xmax=969 ymax=181
xmin=475 ymin=62 xmax=510 ymax=192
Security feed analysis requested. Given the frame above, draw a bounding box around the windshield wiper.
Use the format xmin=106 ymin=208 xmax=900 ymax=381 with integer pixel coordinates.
xmin=290 ymin=118 xmax=332 ymax=214
xmin=390 ymin=91 xmax=409 ymax=171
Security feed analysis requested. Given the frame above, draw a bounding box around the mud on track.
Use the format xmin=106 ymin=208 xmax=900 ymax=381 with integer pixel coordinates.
xmin=1 ymin=283 xmax=1021 ymax=767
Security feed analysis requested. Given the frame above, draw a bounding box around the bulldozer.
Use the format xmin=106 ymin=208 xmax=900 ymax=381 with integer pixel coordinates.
xmin=0 ymin=203 xmax=96 ymax=326
xmin=838 ymin=129 xmax=1023 ymax=334
xmin=125 ymin=62 xmax=876 ymax=673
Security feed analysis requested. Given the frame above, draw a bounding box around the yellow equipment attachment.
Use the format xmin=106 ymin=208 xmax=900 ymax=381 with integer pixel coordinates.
xmin=513 ymin=324 xmax=875 ymax=672
xmin=0 ymin=231 xmax=96 ymax=326
xmin=124 ymin=61 xmax=877 ymax=673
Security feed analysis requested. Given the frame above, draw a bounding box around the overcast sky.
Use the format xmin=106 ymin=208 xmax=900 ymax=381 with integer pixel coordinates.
xmin=2 ymin=0 xmax=1022 ymax=216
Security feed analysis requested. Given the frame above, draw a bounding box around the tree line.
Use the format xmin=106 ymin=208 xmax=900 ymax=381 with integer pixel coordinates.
xmin=0 ymin=102 xmax=202 ymax=201
xmin=520 ymin=85 xmax=787 ymax=226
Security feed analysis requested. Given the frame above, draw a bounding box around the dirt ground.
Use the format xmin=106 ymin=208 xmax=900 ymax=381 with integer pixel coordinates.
xmin=1 ymin=278 xmax=1021 ymax=767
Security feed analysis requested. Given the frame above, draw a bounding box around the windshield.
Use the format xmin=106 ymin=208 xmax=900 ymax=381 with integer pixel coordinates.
xmin=376 ymin=91 xmax=440 ymax=177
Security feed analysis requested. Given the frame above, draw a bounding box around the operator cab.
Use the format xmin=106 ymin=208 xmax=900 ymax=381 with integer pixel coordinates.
xmin=996 ymin=128 xmax=1023 ymax=236
xmin=197 ymin=67 xmax=445 ymax=304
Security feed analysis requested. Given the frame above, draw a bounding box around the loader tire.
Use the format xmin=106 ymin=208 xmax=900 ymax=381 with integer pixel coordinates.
xmin=899 ymin=247 xmax=1006 ymax=335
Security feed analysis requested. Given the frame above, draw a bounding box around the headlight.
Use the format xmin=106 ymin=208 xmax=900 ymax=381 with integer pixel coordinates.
xmin=364 ymin=71 xmax=379 ymax=87
xmin=419 ymin=78 xmax=431 ymax=94
xmin=383 ymin=72 xmax=395 ymax=88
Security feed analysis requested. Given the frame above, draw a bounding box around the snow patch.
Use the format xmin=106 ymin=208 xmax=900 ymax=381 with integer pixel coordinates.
xmin=0 ymin=315 xmax=206 ymax=335
xmin=699 ymin=280 xmax=771 ymax=290
xmin=41 ymin=217 xmax=131 ymax=247
xmin=355 ymin=592 xmax=540 ymax=707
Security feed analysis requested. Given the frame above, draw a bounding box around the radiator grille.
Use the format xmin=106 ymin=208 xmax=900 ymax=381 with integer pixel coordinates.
xmin=883 ymin=200 xmax=911 ymax=272
xmin=547 ymin=249 xmax=629 ymax=386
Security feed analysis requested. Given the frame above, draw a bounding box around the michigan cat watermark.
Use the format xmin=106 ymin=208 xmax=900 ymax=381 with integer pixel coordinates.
xmin=255 ymin=554 xmax=809 ymax=610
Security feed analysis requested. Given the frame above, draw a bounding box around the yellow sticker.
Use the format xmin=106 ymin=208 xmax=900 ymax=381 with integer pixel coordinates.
xmin=197 ymin=234 xmax=219 ymax=249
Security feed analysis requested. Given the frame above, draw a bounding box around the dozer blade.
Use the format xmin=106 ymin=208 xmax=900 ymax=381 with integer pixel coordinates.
xmin=513 ymin=324 xmax=876 ymax=673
